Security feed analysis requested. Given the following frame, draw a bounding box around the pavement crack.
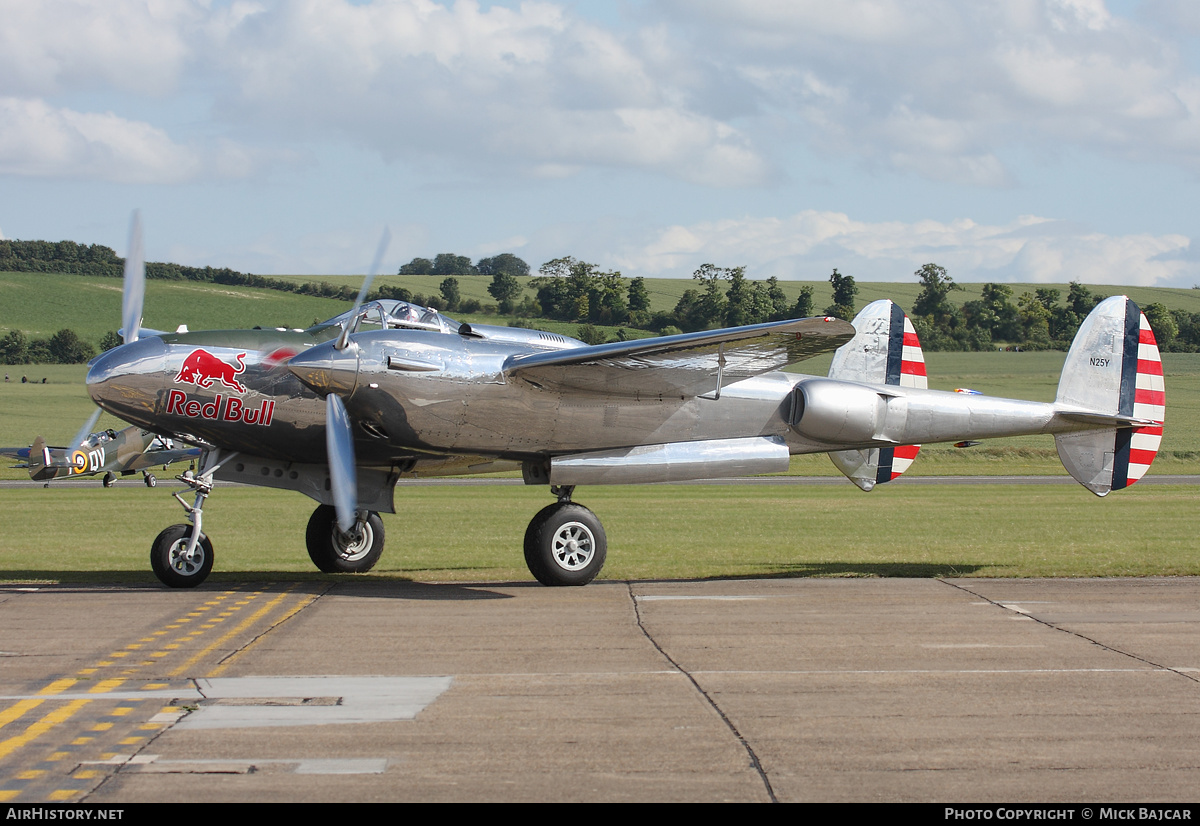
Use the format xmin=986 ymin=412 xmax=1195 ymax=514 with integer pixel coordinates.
xmin=210 ymin=583 xmax=332 ymax=672
xmin=940 ymin=579 xmax=1199 ymax=684
xmin=625 ymin=582 xmax=778 ymax=803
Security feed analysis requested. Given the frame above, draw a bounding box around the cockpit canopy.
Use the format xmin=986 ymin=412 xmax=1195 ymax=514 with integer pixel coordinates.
xmin=311 ymin=300 xmax=458 ymax=336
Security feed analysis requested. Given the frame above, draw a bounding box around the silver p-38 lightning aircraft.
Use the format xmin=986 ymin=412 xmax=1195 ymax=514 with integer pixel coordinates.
xmin=85 ymin=217 xmax=1166 ymax=588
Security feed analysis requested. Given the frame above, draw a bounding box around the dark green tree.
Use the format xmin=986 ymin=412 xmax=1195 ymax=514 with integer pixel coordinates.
xmin=825 ymin=269 xmax=857 ymax=320
xmin=476 ymin=253 xmax=530 ymax=278
xmin=439 ymin=277 xmax=461 ymax=311
xmin=48 ymin=329 xmax=96 ymax=363
xmin=688 ymin=264 xmax=728 ymax=331
xmin=765 ymin=277 xmax=790 ymax=321
xmin=487 ymin=271 xmax=523 ymax=314
xmin=398 ymin=257 xmax=434 ymax=275
xmin=627 ymin=276 xmax=650 ymax=313
xmin=792 ymin=286 xmax=814 ymax=319
xmin=575 ymin=324 xmax=609 ymax=345
xmin=911 ymin=263 xmax=961 ymax=322
xmin=99 ymin=330 xmax=123 ymax=352
xmin=432 ymin=254 xmax=476 ymax=276
xmin=1143 ymin=303 xmax=1178 ymax=349
xmin=0 ymin=330 xmax=28 ymax=363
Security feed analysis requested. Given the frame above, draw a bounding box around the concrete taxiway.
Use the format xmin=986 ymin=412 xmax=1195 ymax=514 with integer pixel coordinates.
xmin=1 ymin=577 xmax=1198 ymax=803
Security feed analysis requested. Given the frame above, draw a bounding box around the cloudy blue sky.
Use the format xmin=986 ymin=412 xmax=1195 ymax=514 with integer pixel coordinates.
xmin=2 ymin=0 xmax=1198 ymax=287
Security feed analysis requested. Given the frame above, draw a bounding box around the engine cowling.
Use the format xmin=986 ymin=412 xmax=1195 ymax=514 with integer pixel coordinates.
xmin=790 ymin=379 xmax=892 ymax=445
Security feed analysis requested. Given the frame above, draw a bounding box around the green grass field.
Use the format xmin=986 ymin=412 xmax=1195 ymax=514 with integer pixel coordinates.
xmin=0 ymin=483 xmax=1195 ymax=585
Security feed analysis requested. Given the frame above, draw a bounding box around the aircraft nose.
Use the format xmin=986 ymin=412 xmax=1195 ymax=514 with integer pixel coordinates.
xmin=287 ymin=342 xmax=359 ymax=398
xmin=86 ymin=336 xmax=167 ymax=417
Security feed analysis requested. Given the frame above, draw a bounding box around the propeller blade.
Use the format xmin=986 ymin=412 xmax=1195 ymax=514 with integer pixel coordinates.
xmin=336 ymin=227 xmax=392 ymax=350
xmin=121 ymin=210 xmax=145 ymax=345
xmin=325 ymin=394 xmax=358 ymax=533
xmin=70 ymin=408 xmax=103 ymax=451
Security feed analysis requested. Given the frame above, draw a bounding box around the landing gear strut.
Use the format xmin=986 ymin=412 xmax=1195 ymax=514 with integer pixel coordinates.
xmin=305 ymin=505 xmax=385 ymax=573
xmin=524 ymin=485 xmax=607 ymax=586
xmin=149 ymin=449 xmax=235 ymax=588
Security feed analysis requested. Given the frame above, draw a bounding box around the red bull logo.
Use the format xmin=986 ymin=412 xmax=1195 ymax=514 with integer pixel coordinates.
xmin=175 ymin=349 xmax=248 ymax=394
xmin=165 ymin=391 xmax=275 ymax=427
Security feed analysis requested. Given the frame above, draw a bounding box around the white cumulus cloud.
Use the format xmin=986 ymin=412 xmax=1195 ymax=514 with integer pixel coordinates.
xmin=615 ymin=211 xmax=1195 ymax=287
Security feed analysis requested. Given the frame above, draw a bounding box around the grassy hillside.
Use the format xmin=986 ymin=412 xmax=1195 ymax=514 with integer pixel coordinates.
xmin=0 ymin=271 xmax=350 ymax=343
xmin=5 ymin=269 xmax=1200 ymax=351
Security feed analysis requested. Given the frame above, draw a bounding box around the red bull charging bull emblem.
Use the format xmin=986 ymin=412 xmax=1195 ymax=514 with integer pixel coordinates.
xmin=168 ymin=349 xmax=275 ymax=427
xmin=175 ymin=349 xmax=248 ymax=393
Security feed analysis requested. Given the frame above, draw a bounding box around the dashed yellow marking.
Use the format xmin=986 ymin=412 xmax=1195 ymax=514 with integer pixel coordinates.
xmin=1 ymin=587 xmax=321 ymax=802
xmin=0 ymin=698 xmax=90 ymax=760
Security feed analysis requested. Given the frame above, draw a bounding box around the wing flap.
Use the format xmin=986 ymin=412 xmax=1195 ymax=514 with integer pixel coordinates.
xmin=503 ymin=317 xmax=855 ymax=398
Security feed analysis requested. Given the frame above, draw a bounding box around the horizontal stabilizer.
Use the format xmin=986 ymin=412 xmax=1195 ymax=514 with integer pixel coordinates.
xmin=504 ymin=317 xmax=855 ymax=399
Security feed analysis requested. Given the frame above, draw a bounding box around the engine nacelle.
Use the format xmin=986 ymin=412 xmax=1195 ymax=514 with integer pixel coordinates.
xmin=790 ymin=379 xmax=895 ymax=445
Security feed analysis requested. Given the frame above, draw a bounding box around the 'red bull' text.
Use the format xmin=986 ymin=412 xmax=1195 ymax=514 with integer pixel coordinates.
xmin=165 ymin=390 xmax=275 ymax=426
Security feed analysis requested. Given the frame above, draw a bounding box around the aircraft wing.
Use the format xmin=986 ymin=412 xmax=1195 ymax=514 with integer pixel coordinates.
xmin=503 ymin=317 xmax=855 ymax=398
xmin=123 ymin=446 xmax=202 ymax=471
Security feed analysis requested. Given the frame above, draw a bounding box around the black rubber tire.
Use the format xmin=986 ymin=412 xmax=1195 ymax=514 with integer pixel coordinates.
xmin=524 ymin=502 xmax=607 ymax=586
xmin=151 ymin=524 xmax=214 ymax=588
xmin=305 ymin=505 xmax=385 ymax=573
xmin=102 ymin=472 xmax=115 ymax=488
xmin=144 ymin=474 xmax=157 ymax=488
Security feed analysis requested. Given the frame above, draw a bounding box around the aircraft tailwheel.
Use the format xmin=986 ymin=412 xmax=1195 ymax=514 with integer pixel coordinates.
xmin=102 ymin=472 xmax=116 ymax=488
xmin=305 ymin=505 xmax=385 ymax=574
xmin=524 ymin=502 xmax=607 ymax=586
xmin=151 ymin=524 xmax=214 ymax=588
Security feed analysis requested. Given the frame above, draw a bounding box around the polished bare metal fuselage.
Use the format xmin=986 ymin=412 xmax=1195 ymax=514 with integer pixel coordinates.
xmin=87 ymin=325 xmax=1093 ymax=479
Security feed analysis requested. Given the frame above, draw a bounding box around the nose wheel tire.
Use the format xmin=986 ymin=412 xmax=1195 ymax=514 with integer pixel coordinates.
xmin=524 ymin=502 xmax=607 ymax=586
xmin=305 ymin=505 xmax=386 ymax=573
xmin=151 ymin=524 xmax=214 ymax=588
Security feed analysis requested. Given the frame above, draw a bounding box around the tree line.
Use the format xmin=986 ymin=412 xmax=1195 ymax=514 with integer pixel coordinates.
xmin=903 ymin=263 xmax=1199 ymax=353
xmin=4 ymin=239 xmax=1199 ymax=359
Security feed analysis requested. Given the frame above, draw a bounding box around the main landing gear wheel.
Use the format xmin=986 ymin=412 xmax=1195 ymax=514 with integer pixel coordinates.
xmin=524 ymin=502 xmax=607 ymax=586
xmin=143 ymin=473 xmax=156 ymax=488
xmin=102 ymin=472 xmax=116 ymax=488
xmin=305 ymin=505 xmax=385 ymax=574
xmin=151 ymin=524 xmax=214 ymax=588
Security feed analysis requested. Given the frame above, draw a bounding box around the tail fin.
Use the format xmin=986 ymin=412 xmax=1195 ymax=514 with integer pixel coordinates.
xmin=1055 ymin=296 xmax=1165 ymax=496
xmin=826 ymin=300 xmax=926 ymax=491
xmin=28 ymin=436 xmax=51 ymax=481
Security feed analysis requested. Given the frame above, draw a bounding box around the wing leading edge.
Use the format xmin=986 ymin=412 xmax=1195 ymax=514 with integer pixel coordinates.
xmin=503 ymin=316 xmax=856 ymax=398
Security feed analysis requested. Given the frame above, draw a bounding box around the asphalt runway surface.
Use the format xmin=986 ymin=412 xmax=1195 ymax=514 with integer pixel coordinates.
xmin=2 ymin=576 xmax=1199 ymax=803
